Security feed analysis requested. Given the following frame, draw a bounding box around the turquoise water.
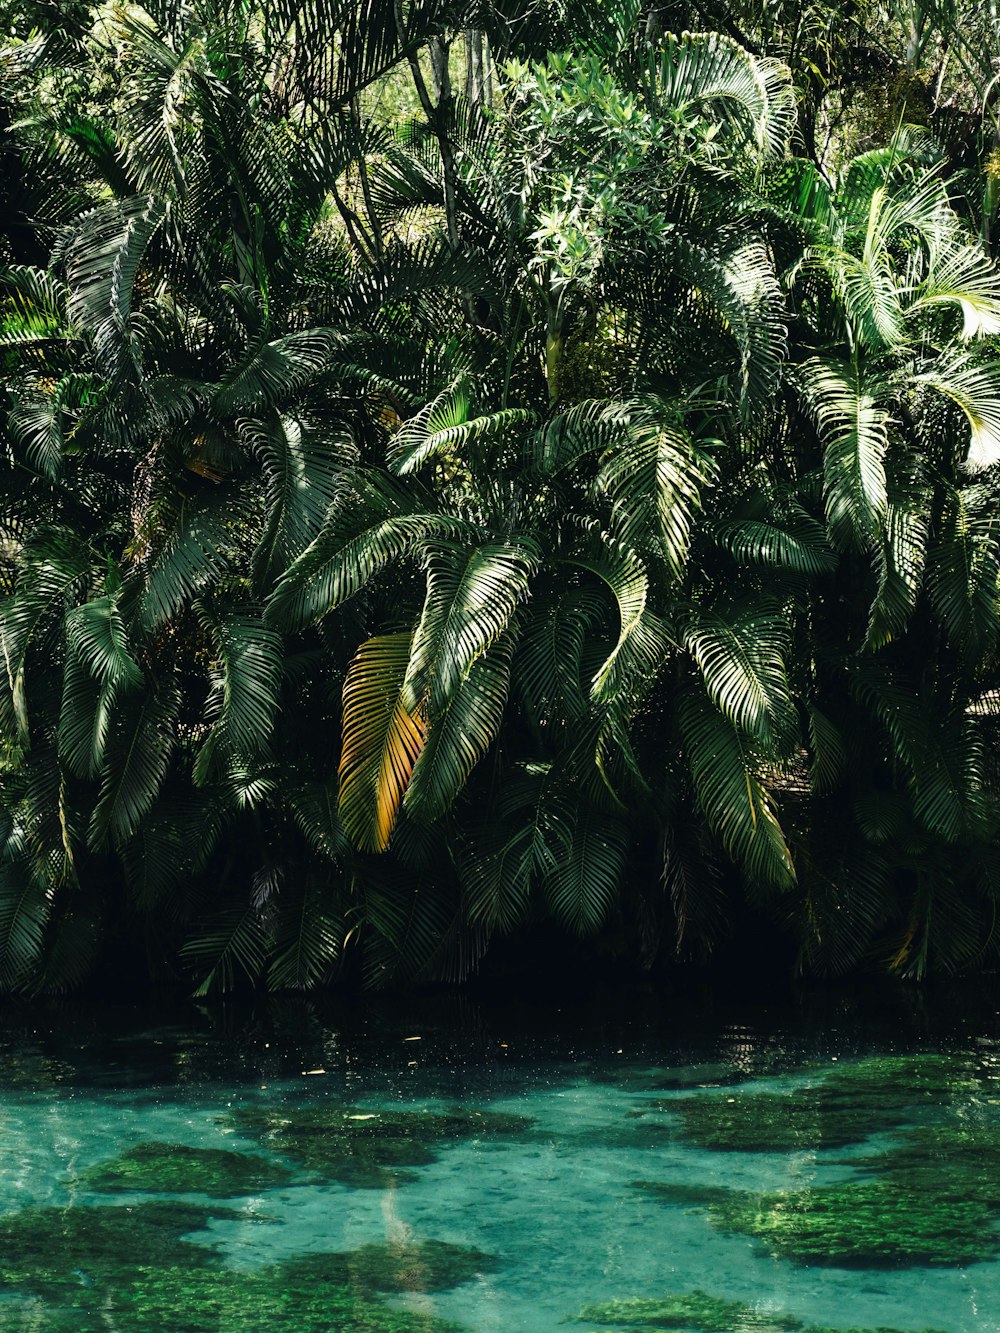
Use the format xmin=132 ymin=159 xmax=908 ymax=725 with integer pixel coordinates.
xmin=1 ymin=1003 xmax=999 ymax=1331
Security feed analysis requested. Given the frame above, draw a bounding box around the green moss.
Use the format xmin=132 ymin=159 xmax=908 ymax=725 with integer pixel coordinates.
xmin=282 ymin=1239 xmax=497 ymax=1293
xmin=93 ymin=1263 xmax=466 ymax=1332
xmin=0 ymin=1201 xmax=479 ymax=1331
xmin=709 ymin=1180 xmax=999 ymax=1267
xmin=630 ymin=1180 xmax=741 ymax=1208
xmin=661 ymin=1053 xmax=989 ymax=1153
xmin=228 ymin=1103 xmax=533 ymax=1188
xmin=571 ymin=1289 xmax=948 ymax=1332
xmin=572 ymin=1289 xmax=800 ymax=1329
xmin=0 ymin=1199 xmax=236 ymax=1297
xmin=0 ymin=1299 xmax=98 ymax=1332
xmin=76 ymin=1141 xmax=295 ymax=1196
xmin=664 ymin=1089 xmax=876 ymax=1152
xmin=847 ymin=1120 xmax=1000 ymax=1208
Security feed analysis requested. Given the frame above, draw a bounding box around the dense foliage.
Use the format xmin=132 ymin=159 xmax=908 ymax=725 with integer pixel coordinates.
xmin=4 ymin=0 xmax=1000 ymax=994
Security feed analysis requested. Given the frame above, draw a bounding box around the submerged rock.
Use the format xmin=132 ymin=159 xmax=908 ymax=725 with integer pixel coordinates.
xmin=651 ymin=1053 xmax=990 ymax=1153
xmin=571 ymin=1287 xmax=950 ymax=1332
xmin=709 ymin=1179 xmax=999 ymax=1267
xmin=228 ymin=1102 xmax=533 ymax=1188
xmin=76 ymin=1141 xmax=295 ymax=1196
xmin=0 ymin=1200 xmax=485 ymax=1331
xmin=276 ymin=1239 xmax=498 ymax=1293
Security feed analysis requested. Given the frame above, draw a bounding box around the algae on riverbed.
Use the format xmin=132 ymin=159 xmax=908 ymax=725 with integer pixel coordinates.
xmin=655 ymin=1053 xmax=989 ymax=1153
xmin=571 ymin=1287 xmax=950 ymax=1332
xmin=77 ymin=1141 xmax=295 ymax=1195
xmin=274 ymin=1239 xmax=498 ymax=1293
xmin=708 ymin=1179 xmax=1000 ymax=1266
xmin=227 ymin=1102 xmax=533 ymax=1187
xmin=0 ymin=1199 xmax=236 ymax=1296
xmin=0 ymin=1200 xmax=488 ymax=1331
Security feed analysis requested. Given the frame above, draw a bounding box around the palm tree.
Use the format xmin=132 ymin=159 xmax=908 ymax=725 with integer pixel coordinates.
xmin=263 ymin=28 xmax=809 ymax=963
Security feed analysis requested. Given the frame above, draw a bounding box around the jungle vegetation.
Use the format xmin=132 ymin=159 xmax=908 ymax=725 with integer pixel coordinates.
xmin=4 ymin=0 xmax=1000 ymax=995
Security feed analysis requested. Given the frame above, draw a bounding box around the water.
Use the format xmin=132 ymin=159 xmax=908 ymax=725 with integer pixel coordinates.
xmin=1 ymin=992 xmax=999 ymax=1331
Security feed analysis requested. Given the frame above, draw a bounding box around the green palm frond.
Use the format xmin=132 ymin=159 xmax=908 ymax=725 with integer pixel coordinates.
xmin=264 ymin=475 xmax=473 ymax=630
xmin=268 ymin=876 xmax=344 ymax=991
xmin=517 ymin=584 xmax=607 ymax=725
xmin=651 ymin=31 xmax=795 ymax=161
xmin=212 ymin=329 xmax=340 ymax=415
xmin=62 ymin=196 xmax=167 ymax=388
xmin=598 ymin=399 xmax=716 ymax=578
xmin=678 ymin=686 xmax=795 ymax=890
xmin=406 ymin=636 xmax=512 ymax=822
xmin=926 ymin=484 xmax=1000 ymax=658
xmin=568 ymin=532 xmax=669 ymax=705
xmin=405 ymin=539 xmax=538 ymax=712
xmin=912 ymin=353 xmax=1000 ymax=474
xmin=684 ymin=604 xmax=795 ymax=749
xmin=59 ymin=595 xmax=143 ymax=779
xmin=193 ymin=614 xmax=283 ymax=782
xmin=0 ymin=265 xmax=69 ymax=345
xmin=716 ymin=509 xmax=837 ymax=574
xmin=249 ymin=409 xmax=354 ymax=587
xmin=183 ymin=897 xmax=272 ymax=996
xmin=464 ymin=761 xmax=565 ymax=932
xmin=138 ymin=495 xmax=238 ymax=631
xmin=286 ymin=781 xmax=351 ymax=861
xmin=797 ymin=357 xmax=890 ymax=550
xmin=89 ymin=688 xmax=179 ymax=849
xmin=541 ymin=805 xmax=629 ymax=934
xmin=865 ymin=483 xmax=930 ymax=651
xmin=851 ymin=667 xmax=974 ymax=843
xmin=910 ymin=243 xmax=1000 ymax=339
xmin=0 ymin=856 xmax=53 ymax=993
xmin=807 ymin=703 xmax=847 ymax=794
xmin=65 ymin=595 xmax=143 ymax=692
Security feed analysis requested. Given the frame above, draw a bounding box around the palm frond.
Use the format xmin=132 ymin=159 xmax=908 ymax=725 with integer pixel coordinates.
xmin=797 ymin=357 xmax=890 ymax=550
xmin=338 ymin=632 xmax=426 ymax=853
xmin=405 ymin=539 xmax=538 ymax=712
xmin=678 ymin=685 xmax=795 ymax=891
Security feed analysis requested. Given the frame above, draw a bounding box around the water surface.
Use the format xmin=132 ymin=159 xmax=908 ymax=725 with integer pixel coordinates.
xmin=0 ymin=994 xmax=998 ymax=1331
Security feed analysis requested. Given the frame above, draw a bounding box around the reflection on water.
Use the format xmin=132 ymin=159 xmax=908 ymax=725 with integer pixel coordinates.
xmin=0 ymin=995 xmax=998 ymax=1331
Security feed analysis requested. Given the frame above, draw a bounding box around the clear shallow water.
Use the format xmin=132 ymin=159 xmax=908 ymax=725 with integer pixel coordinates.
xmin=1 ymin=997 xmax=1000 ymax=1331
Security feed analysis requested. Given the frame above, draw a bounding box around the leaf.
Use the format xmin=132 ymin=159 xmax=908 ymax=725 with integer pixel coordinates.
xmin=798 ymin=357 xmax=890 ymax=551
xmin=865 ymin=504 xmax=929 ymax=651
xmin=913 ymin=353 xmax=1000 ymax=474
xmin=568 ymin=533 xmax=669 ymax=705
xmin=598 ymin=399 xmax=714 ymax=578
xmin=652 ymin=31 xmax=795 ymax=160
xmin=193 ymin=615 xmax=283 ymax=782
xmin=265 ymin=473 xmax=471 ymax=631
xmin=405 ymin=540 xmax=537 ymax=712
xmin=464 ymin=763 xmax=566 ymax=932
xmin=716 ymin=511 xmax=836 ymax=575
xmin=406 ymin=637 xmax=512 ymax=822
xmin=268 ymin=878 xmax=344 ymax=990
xmin=0 ymin=859 xmax=53 ymax=993
xmin=183 ymin=902 xmax=271 ymax=996
xmin=248 ymin=410 xmax=353 ymax=587
xmin=64 ymin=196 xmax=166 ymax=386
xmin=338 ymin=633 xmax=427 ymax=853
xmin=89 ymin=689 xmax=178 ymax=849
xmin=684 ymin=605 xmax=794 ymax=749
xmin=678 ymin=686 xmax=795 ymax=891
xmin=542 ymin=806 xmax=629 ymax=935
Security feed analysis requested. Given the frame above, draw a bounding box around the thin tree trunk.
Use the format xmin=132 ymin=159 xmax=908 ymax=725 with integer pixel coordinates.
xmin=400 ymin=20 xmax=461 ymax=253
xmin=465 ymin=28 xmax=484 ymax=111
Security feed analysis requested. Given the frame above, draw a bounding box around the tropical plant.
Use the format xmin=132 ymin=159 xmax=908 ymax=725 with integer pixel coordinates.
xmin=2 ymin=0 xmax=1000 ymax=994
